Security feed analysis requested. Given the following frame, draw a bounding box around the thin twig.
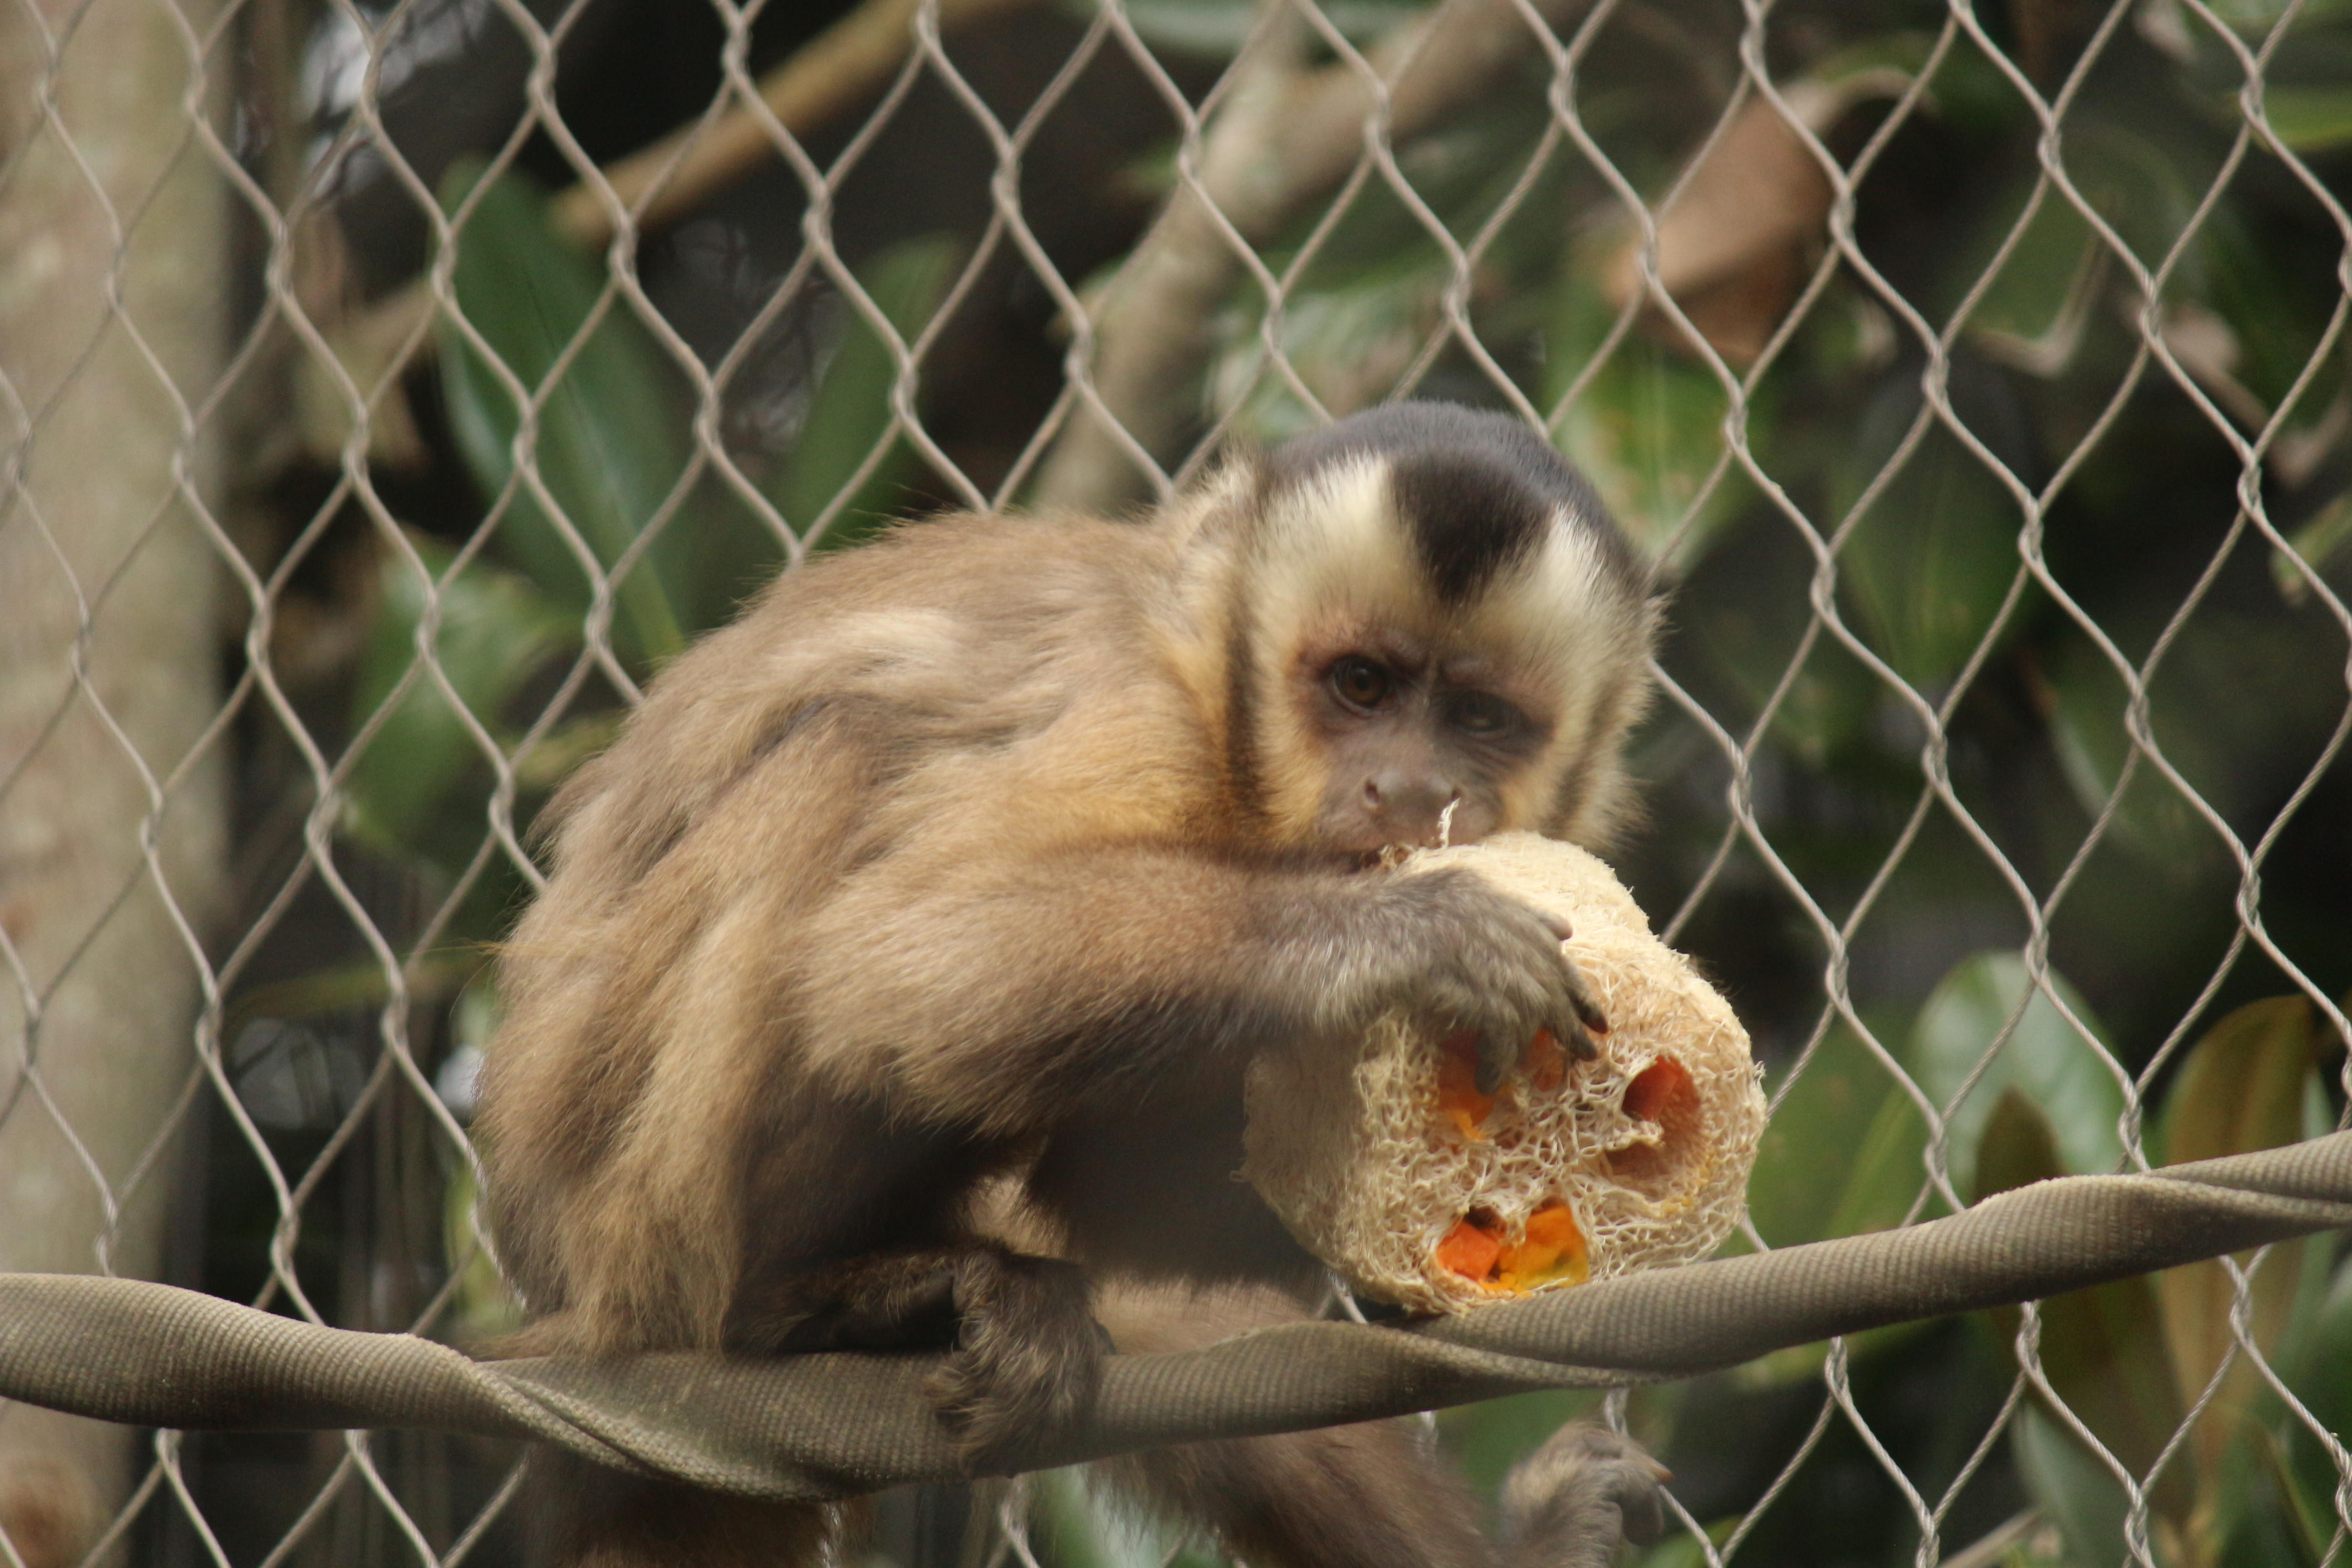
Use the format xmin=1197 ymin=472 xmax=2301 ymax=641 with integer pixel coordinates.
xmin=549 ymin=0 xmax=1039 ymax=248
xmin=1938 ymin=1509 xmax=2042 ymax=1568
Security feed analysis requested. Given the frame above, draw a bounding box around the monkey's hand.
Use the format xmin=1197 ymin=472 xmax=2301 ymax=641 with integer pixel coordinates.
xmin=925 ymin=1249 xmax=1105 ymax=1473
xmin=1371 ymin=866 xmax=1609 ymax=1094
xmin=726 ymin=1244 xmax=1105 ymax=1473
xmin=1501 ymin=1423 xmax=1671 ymax=1568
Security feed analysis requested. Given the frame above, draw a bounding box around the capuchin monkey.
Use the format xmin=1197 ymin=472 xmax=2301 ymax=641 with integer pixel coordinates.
xmin=476 ymin=402 xmax=1669 ymax=1566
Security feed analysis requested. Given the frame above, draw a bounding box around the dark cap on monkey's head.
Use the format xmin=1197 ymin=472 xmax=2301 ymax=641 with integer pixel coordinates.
xmin=1257 ymin=402 xmax=1645 ymax=605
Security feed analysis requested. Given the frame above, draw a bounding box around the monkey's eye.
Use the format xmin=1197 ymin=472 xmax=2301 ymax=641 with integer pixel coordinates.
xmin=1446 ymin=690 xmax=1520 ymax=737
xmin=1328 ymin=656 xmax=1396 ymax=712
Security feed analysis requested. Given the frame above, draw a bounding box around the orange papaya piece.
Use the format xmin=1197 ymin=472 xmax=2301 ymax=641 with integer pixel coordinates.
xmin=1435 ymin=1211 xmax=1506 ymax=1283
xmin=1611 ymin=1056 xmax=1703 ymax=1189
xmin=1499 ymin=1200 xmax=1590 ymax=1289
xmin=1522 ymin=1028 xmax=1568 ymax=1093
xmin=1623 ymin=1055 xmax=1697 ymax=1126
xmin=1433 ymin=1029 xmax=1497 ymax=1138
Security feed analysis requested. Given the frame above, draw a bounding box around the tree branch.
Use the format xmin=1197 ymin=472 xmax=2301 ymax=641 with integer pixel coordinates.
xmin=308 ymin=0 xmax=1041 ymax=465
xmin=549 ymin=0 xmax=1038 ymax=249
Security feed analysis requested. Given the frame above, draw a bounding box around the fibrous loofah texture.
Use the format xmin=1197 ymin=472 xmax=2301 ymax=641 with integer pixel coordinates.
xmin=1242 ymin=832 xmax=1765 ymax=1314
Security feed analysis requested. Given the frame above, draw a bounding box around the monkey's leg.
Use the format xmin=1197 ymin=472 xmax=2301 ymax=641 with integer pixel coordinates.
xmin=1501 ymin=1423 xmax=1671 ymax=1568
xmin=727 ymin=1242 xmax=1105 ymax=1471
xmin=1105 ymin=1414 xmax=1665 ymax=1568
xmin=1093 ymin=1283 xmax=1666 ymax=1568
xmin=1104 ymin=1421 xmax=1490 ymax=1568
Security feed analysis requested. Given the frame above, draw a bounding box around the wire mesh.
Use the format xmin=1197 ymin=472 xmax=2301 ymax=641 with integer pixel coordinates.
xmin=1 ymin=0 xmax=2349 ymax=1564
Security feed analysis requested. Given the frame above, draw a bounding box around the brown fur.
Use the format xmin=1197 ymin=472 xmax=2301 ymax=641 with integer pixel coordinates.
xmin=476 ymin=412 xmax=1662 ymax=1565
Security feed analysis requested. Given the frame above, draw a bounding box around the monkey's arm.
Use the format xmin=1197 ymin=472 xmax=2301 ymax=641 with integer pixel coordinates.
xmin=789 ymin=841 xmax=1591 ymax=1129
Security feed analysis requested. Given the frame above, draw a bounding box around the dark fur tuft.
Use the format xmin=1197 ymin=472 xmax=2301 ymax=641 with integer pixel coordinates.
xmin=1261 ymin=402 xmax=1642 ymax=601
xmin=1391 ymin=451 xmax=1548 ymax=603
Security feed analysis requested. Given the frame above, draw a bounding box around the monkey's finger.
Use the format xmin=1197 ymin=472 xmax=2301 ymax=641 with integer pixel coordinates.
xmin=1536 ymin=910 xmax=1574 ymax=943
xmin=1573 ymin=988 xmax=1610 ymax=1038
xmin=1473 ymin=1032 xmax=1513 ymax=1096
xmin=1554 ymin=1011 xmax=1600 ymax=1063
xmin=1557 ymin=949 xmax=1609 ymax=1039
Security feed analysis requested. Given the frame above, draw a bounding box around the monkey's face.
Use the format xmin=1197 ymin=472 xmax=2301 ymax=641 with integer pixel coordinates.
xmin=1232 ymin=416 xmax=1657 ymax=855
xmin=1288 ymin=627 xmax=1551 ymax=853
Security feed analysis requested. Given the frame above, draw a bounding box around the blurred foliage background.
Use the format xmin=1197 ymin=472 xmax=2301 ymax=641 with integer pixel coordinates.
xmin=170 ymin=0 xmax=2352 ymax=1563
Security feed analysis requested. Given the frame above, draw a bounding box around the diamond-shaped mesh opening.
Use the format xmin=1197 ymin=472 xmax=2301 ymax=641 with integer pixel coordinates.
xmin=3 ymin=0 xmax=2348 ymax=1563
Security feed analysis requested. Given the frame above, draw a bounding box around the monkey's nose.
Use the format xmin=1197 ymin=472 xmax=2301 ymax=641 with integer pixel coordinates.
xmin=1364 ymin=771 xmax=1459 ymax=843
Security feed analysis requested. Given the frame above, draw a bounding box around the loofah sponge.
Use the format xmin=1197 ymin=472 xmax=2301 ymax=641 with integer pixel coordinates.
xmin=1241 ymin=832 xmax=1765 ymax=1314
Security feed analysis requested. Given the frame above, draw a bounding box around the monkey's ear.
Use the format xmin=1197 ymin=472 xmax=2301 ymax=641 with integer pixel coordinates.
xmin=1157 ymin=461 xmax=1259 ymax=549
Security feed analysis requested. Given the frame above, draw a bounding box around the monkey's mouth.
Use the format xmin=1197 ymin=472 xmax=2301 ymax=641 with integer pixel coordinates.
xmin=1324 ymin=811 xmax=1483 ymax=864
xmin=1348 ymin=840 xmax=1453 ymax=872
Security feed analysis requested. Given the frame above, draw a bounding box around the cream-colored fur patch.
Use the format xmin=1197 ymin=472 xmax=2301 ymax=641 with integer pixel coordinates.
xmin=1237 ymin=454 xmax=1651 ymax=846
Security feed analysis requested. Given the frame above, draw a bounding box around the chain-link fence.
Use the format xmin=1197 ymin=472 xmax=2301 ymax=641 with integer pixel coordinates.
xmin=3 ymin=0 xmax=2350 ymax=1563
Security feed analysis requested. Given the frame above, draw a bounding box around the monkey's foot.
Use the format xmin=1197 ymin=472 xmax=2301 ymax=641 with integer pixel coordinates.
xmin=925 ymin=1250 xmax=1105 ymax=1474
xmin=1500 ymin=1423 xmax=1671 ymax=1568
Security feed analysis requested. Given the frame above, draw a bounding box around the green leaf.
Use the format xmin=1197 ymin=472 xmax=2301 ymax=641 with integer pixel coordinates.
xmin=1909 ymin=951 xmax=2123 ymax=1194
xmin=2153 ymin=999 xmax=2318 ymax=1490
xmin=1664 ymin=520 xmax=1885 ymax=770
xmin=2039 ymin=605 xmax=2348 ymax=867
xmin=1737 ymin=1028 xmax=1942 ymax=1389
xmin=344 ymin=533 xmax=573 ymax=864
xmin=224 ymin=952 xmax=476 ymax=1044
xmin=1970 ymin=1084 xmax=2065 ymax=1201
xmin=1821 ymin=1084 xmax=1936 ymax=1239
xmin=1209 ymin=262 xmax=1441 ymax=454
xmin=2265 ymin=86 xmax=2352 ymax=152
xmin=770 ymin=235 xmax=962 ymax=554
xmin=2202 ymin=0 xmax=2352 ymax=31
xmin=2037 ymin=637 xmax=2213 ymax=868
xmin=2216 ymin=1425 xmax=2333 ymax=1568
xmin=513 ymin=710 xmax=627 ymax=794
xmin=1547 ymin=265 xmax=1749 ymax=570
xmin=2285 ymin=1254 xmax=2352 ymax=1515
xmin=1832 ymin=374 xmax=2025 ymax=690
xmin=2189 ymin=203 xmax=2347 ymax=421
xmin=2274 ymin=488 xmax=2352 ymax=606
xmin=1743 ymin=1025 xmax=1911 ymax=1250
xmin=1918 ymin=28 xmax=2034 ymax=138
xmin=2013 ymin=1404 xmax=2133 ymax=1568
xmin=1959 ymin=184 xmax=2103 ymax=376
xmin=1975 ymin=1088 xmax=2187 ymax=1494
xmin=2157 ymin=996 xmax=2317 ymax=1169
xmin=437 ymin=157 xmax=691 ymax=664
xmin=2058 ymin=114 xmax=2210 ymax=283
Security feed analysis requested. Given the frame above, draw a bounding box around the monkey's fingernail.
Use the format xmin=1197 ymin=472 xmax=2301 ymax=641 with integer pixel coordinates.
xmin=1578 ymin=996 xmax=1611 ymax=1035
xmin=1561 ymin=1018 xmax=1600 ymax=1061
